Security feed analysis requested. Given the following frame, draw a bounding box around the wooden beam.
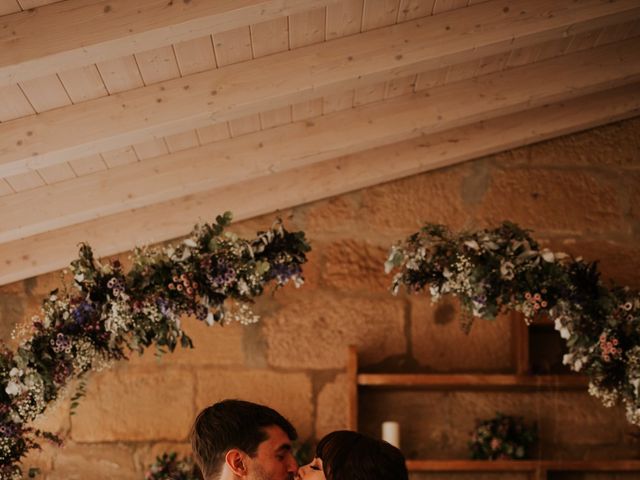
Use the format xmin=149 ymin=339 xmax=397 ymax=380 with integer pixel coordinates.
xmin=1 ymin=38 xmax=639 ymax=244
xmin=0 ymin=83 xmax=638 ymax=285
xmin=1 ymin=0 xmax=638 ymax=177
xmin=0 ymin=0 xmax=338 ymax=87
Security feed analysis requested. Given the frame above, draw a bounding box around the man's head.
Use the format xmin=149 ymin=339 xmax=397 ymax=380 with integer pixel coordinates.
xmin=190 ymin=399 xmax=298 ymax=480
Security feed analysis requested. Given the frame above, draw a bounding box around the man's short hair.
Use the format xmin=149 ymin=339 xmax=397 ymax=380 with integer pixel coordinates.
xmin=190 ymin=399 xmax=298 ymax=479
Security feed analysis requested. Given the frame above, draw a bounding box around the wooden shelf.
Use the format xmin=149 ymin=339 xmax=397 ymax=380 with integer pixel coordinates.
xmin=357 ymin=373 xmax=588 ymax=389
xmin=406 ymin=459 xmax=640 ymax=472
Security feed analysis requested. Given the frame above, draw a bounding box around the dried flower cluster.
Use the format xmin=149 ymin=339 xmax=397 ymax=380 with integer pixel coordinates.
xmin=469 ymin=412 xmax=537 ymax=460
xmin=145 ymin=452 xmax=200 ymax=480
xmin=1 ymin=212 xmax=310 ymax=479
xmin=386 ymin=222 xmax=640 ymax=425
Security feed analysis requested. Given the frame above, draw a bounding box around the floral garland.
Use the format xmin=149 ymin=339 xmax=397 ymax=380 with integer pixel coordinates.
xmin=385 ymin=222 xmax=640 ymax=425
xmin=0 ymin=212 xmax=310 ymax=479
xmin=145 ymin=452 xmax=200 ymax=480
xmin=468 ymin=412 xmax=537 ymax=460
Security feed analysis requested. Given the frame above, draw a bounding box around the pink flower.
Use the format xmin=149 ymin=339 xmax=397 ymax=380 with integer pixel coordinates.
xmin=491 ymin=438 xmax=502 ymax=451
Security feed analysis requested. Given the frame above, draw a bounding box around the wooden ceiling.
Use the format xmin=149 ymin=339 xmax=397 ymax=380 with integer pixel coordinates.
xmin=0 ymin=0 xmax=639 ymax=285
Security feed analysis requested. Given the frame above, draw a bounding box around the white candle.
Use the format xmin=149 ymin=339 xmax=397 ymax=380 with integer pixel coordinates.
xmin=381 ymin=421 xmax=400 ymax=448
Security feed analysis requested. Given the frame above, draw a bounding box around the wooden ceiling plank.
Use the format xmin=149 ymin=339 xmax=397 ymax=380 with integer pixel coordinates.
xmin=5 ymin=171 xmax=43 ymax=191
xmin=68 ymin=154 xmax=107 ymax=176
xmin=250 ymin=17 xmax=290 ymax=57
xmin=173 ymin=36 xmax=217 ymax=76
xmin=229 ymin=114 xmax=262 ymax=137
xmin=18 ymin=73 xmax=70 ymax=112
xmin=212 ymin=26 xmax=253 ymax=66
xmin=505 ymin=44 xmax=542 ymax=68
xmin=444 ymin=58 xmax=481 ymax=84
xmin=354 ymin=81 xmax=386 ymax=106
xmin=16 ymin=0 xmax=56 ymax=7
xmin=0 ymin=178 xmax=13 ymax=196
xmin=2 ymin=82 xmax=638 ymax=285
xmin=0 ymin=0 xmax=339 ymax=87
xmin=289 ymin=7 xmax=326 ymax=48
xmin=326 ymin=0 xmax=364 ymax=40
xmin=384 ymin=75 xmax=416 ymax=99
xmin=100 ymin=146 xmax=138 ymax=169
xmin=362 ymin=0 xmax=400 ymax=31
xmin=164 ymin=130 xmax=200 ymax=153
xmin=0 ymin=83 xmax=33 ymax=121
xmin=38 ymin=162 xmax=75 ymax=184
xmin=58 ymin=64 xmax=109 ymax=103
xmin=565 ymin=29 xmax=602 ymax=53
xmin=292 ymin=99 xmax=323 ymax=121
xmin=196 ymin=123 xmax=231 ymax=145
xmin=414 ymin=66 xmax=449 ymax=91
xmin=0 ymin=0 xmax=20 ymax=16
xmin=433 ymin=0 xmax=468 ymax=15
xmin=132 ymin=138 xmax=169 ymax=160
xmin=2 ymin=0 xmax=640 ymax=177
xmin=595 ymin=20 xmax=635 ymax=46
xmin=397 ymin=0 xmax=435 ymax=21
xmin=135 ymin=45 xmax=181 ymax=85
xmin=322 ymin=90 xmax=355 ymax=114
xmin=260 ymin=106 xmax=293 ymax=129
xmin=96 ymin=55 xmax=144 ymax=94
xmin=3 ymin=38 xmax=640 ymax=244
xmin=534 ymin=37 xmax=573 ymax=62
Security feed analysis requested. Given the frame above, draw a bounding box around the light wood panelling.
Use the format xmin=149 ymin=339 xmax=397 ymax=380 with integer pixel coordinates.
xmin=212 ymin=27 xmax=253 ymax=66
xmin=326 ymin=0 xmax=364 ymax=40
xmin=0 ymin=0 xmax=20 ymax=16
xmin=135 ymin=46 xmax=181 ymax=85
xmin=101 ymin=146 xmax=138 ymax=169
xmin=414 ymin=66 xmax=449 ymax=91
xmin=0 ymin=0 xmax=337 ymax=86
xmin=565 ymin=29 xmax=602 ymax=53
xmin=535 ymin=37 xmax=572 ymax=62
xmin=595 ymin=20 xmax=635 ymax=46
xmin=132 ymin=138 xmax=169 ymax=161
xmin=174 ymin=36 xmax=217 ymax=76
xmin=2 ymin=83 xmax=638 ymax=285
xmin=433 ymin=0 xmax=468 ymax=14
xmin=4 ymin=40 xmax=640 ymax=243
xmin=398 ymin=0 xmax=435 ymax=21
xmin=196 ymin=123 xmax=230 ymax=145
xmin=68 ymin=154 xmax=107 ymax=177
xmin=229 ymin=114 xmax=262 ymax=137
xmin=18 ymin=74 xmax=70 ymax=112
xmin=0 ymin=83 xmax=33 ymax=121
xmin=292 ymin=99 xmax=324 ymax=121
xmin=260 ymin=106 xmax=292 ymax=129
xmin=323 ymin=91 xmax=354 ymax=114
xmin=6 ymin=0 xmax=633 ymax=178
xmin=5 ymin=171 xmax=43 ymax=191
xmin=354 ymin=82 xmax=386 ymax=106
xmin=16 ymin=0 xmax=58 ymax=7
xmin=289 ymin=8 xmax=326 ymax=48
xmin=445 ymin=58 xmax=480 ymax=83
xmin=362 ymin=0 xmax=400 ymax=31
xmin=251 ymin=17 xmax=289 ymax=57
xmin=384 ymin=75 xmax=416 ymax=99
xmin=506 ymin=44 xmax=542 ymax=68
xmin=96 ymin=56 xmax=144 ymax=94
xmin=38 ymin=162 xmax=75 ymax=184
xmin=0 ymin=178 xmax=13 ymax=196
xmin=58 ymin=65 xmax=109 ymax=103
xmin=164 ymin=131 xmax=200 ymax=153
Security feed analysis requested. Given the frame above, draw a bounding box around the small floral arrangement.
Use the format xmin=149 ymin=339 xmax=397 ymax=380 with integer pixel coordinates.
xmin=469 ymin=412 xmax=537 ymax=460
xmin=385 ymin=222 xmax=640 ymax=426
xmin=1 ymin=212 xmax=310 ymax=479
xmin=145 ymin=452 xmax=201 ymax=480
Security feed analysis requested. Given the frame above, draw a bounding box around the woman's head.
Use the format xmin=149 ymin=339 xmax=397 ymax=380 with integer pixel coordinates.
xmin=297 ymin=430 xmax=408 ymax=480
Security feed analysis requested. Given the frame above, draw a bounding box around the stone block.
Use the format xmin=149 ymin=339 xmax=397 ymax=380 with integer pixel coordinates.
xmin=0 ymin=292 xmax=24 ymax=343
xmin=263 ymin=293 xmax=407 ymax=369
xmin=359 ymin=165 xmax=472 ymax=234
xmin=31 ymin=393 xmax=71 ymax=436
xmin=49 ymin=442 xmax=138 ymax=480
xmin=321 ymin=240 xmax=390 ymax=293
xmin=316 ymin=374 xmax=349 ymax=438
xmin=478 ymin=168 xmax=626 ymax=234
xmin=411 ymin=297 xmax=512 ymax=372
xmin=195 ymin=368 xmax=313 ymax=439
xmin=512 ymin=117 xmax=640 ymax=168
xmin=71 ymin=367 xmax=195 ymax=442
xmin=302 ymin=194 xmax=361 ymax=237
xmin=127 ymin=318 xmax=245 ymax=368
xmin=134 ymin=442 xmax=194 ymax=473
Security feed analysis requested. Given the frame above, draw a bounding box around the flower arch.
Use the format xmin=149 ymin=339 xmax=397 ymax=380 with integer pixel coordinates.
xmin=386 ymin=222 xmax=640 ymax=425
xmin=0 ymin=213 xmax=310 ymax=479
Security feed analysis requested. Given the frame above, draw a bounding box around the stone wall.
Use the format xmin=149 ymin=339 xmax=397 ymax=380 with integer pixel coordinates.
xmin=1 ymin=117 xmax=639 ymax=479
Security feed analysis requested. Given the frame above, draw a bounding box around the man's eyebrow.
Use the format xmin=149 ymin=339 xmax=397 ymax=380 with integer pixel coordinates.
xmin=276 ymin=443 xmax=293 ymax=452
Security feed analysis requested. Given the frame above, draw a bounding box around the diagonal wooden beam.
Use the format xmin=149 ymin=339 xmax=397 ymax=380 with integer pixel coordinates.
xmin=0 ymin=0 xmax=338 ymax=87
xmin=1 ymin=0 xmax=639 ymax=178
xmin=1 ymin=83 xmax=638 ymax=285
xmin=1 ymin=37 xmax=639 ymax=244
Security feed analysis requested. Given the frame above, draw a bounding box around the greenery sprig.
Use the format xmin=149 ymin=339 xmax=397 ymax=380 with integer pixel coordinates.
xmin=386 ymin=222 xmax=640 ymax=425
xmin=0 ymin=213 xmax=310 ymax=479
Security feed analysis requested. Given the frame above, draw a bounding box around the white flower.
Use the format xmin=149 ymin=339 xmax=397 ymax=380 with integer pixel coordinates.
xmin=574 ymin=358 xmax=583 ymax=372
xmin=5 ymin=381 xmax=22 ymax=396
xmin=499 ymin=261 xmax=515 ymax=280
xmin=205 ymin=312 xmax=215 ymax=326
xmin=183 ymin=238 xmax=198 ymax=248
xmin=541 ymin=249 xmax=555 ymax=262
xmin=464 ymin=240 xmax=480 ymax=250
xmin=562 ymin=353 xmax=573 ymax=365
xmin=559 ymin=327 xmax=571 ymax=340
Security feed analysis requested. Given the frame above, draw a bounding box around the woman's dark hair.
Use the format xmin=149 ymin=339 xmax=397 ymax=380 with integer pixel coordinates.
xmin=190 ymin=399 xmax=297 ymax=479
xmin=316 ymin=430 xmax=408 ymax=480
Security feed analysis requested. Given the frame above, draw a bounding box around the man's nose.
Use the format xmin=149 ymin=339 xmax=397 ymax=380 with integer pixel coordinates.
xmin=288 ymin=454 xmax=298 ymax=471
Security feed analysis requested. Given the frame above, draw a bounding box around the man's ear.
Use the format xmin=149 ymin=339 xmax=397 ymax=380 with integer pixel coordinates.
xmin=225 ymin=449 xmax=249 ymax=476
